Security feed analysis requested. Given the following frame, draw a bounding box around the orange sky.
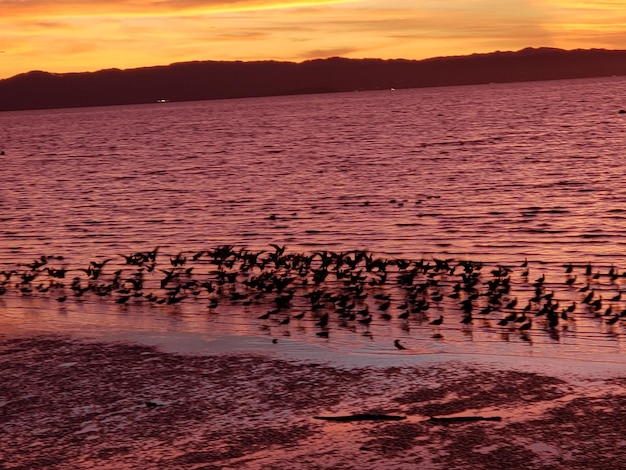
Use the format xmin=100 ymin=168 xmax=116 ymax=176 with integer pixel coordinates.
xmin=2 ymin=0 xmax=626 ymax=79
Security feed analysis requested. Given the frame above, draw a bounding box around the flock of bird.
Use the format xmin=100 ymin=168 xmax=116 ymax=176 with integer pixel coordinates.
xmin=1 ymin=244 xmax=626 ymax=345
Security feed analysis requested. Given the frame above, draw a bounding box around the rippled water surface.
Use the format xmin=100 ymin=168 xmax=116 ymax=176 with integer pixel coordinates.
xmin=2 ymin=76 xmax=626 ymax=362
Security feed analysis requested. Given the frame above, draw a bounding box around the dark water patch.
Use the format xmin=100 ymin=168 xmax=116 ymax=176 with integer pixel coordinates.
xmin=523 ymin=229 xmax=568 ymax=234
xmin=580 ymin=233 xmax=609 ymax=239
xmin=3 ymin=231 xmax=40 ymax=240
xmin=445 ymin=215 xmax=492 ymax=220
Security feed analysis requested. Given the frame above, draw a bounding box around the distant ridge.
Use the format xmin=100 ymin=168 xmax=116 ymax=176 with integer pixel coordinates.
xmin=2 ymin=47 xmax=626 ymax=111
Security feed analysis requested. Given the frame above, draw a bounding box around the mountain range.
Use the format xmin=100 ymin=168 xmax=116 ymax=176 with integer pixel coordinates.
xmin=2 ymin=47 xmax=626 ymax=111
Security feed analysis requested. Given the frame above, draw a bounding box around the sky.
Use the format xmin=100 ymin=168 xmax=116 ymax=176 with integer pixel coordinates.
xmin=2 ymin=0 xmax=626 ymax=79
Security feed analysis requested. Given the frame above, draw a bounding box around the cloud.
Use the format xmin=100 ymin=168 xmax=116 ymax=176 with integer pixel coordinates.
xmin=0 ymin=0 xmax=356 ymax=17
xmin=301 ymin=47 xmax=360 ymax=59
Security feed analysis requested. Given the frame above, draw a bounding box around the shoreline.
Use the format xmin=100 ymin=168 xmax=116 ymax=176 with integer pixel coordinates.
xmin=2 ymin=245 xmax=626 ymax=370
xmin=1 ymin=333 xmax=625 ymax=469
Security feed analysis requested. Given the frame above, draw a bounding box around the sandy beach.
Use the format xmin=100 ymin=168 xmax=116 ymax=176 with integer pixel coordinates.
xmin=1 ymin=333 xmax=625 ymax=469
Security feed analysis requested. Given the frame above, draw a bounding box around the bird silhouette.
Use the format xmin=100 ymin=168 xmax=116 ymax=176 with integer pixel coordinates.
xmin=315 ymin=313 xmax=329 ymax=327
xmin=394 ymin=339 xmax=407 ymax=350
xmin=429 ymin=315 xmax=443 ymax=325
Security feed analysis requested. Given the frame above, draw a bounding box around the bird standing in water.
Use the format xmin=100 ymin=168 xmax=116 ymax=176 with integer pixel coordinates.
xmin=394 ymin=339 xmax=408 ymax=350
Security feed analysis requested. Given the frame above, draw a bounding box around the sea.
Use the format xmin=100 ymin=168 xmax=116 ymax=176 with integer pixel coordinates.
xmin=2 ymin=76 xmax=626 ymax=367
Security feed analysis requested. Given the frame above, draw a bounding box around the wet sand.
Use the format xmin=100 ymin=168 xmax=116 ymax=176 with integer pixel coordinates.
xmin=1 ymin=333 xmax=625 ymax=469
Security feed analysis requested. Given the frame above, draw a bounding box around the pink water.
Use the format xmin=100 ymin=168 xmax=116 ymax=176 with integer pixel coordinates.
xmin=2 ymin=76 xmax=626 ymax=365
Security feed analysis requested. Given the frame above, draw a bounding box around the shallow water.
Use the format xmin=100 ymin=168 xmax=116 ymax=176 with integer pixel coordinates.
xmin=2 ymin=76 xmax=626 ymax=363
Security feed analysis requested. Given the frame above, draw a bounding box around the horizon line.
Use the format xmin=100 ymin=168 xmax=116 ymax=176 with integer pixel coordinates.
xmin=3 ymin=45 xmax=625 ymax=81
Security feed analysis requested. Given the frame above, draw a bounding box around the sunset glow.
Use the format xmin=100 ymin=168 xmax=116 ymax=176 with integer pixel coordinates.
xmin=2 ymin=0 xmax=626 ymax=78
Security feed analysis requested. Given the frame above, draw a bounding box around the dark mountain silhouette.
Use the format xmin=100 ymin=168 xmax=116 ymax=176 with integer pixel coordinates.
xmin=2 ymin=47 xmax=626 ymax=111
